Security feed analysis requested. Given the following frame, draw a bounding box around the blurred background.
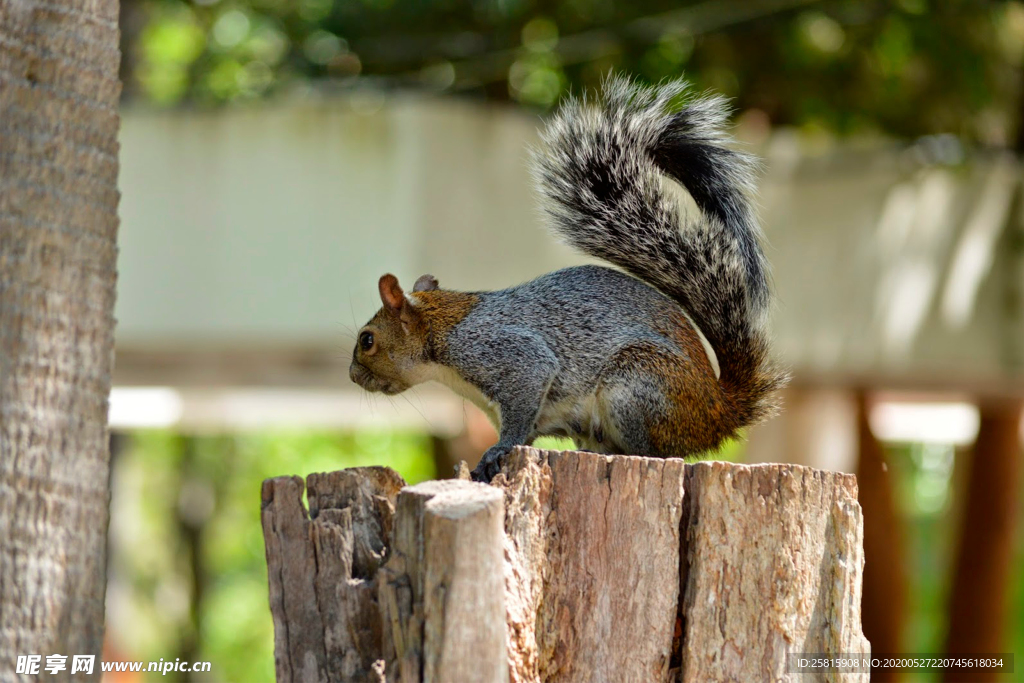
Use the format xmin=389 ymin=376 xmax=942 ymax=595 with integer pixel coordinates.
xmin=103 ymin=0 xmax=1024 ymax=681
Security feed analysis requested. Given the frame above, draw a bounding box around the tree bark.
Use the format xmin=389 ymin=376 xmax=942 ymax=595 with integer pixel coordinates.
xmin=0 ymin=0 xmax=121 ymax=676
xmin=262 ymin=447 xmax=868 ymax=682
xmin=378 ymin=479 xmax=508 ymax=683
xmin=680 ymin=460 xmax=869 ymax=683
xmin=262 ymin=467 xmax=406 ymax=683
xmin=498 ymin=448 xmax=687 ymax=682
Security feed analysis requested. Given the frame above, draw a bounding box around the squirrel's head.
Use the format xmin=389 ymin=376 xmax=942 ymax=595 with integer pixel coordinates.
xmin=349 ymin=273 xmax=439 ymax=395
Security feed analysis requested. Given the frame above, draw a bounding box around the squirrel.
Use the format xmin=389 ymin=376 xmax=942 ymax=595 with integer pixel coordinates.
xmin=349 ymin=76 xmax=787 ymax=483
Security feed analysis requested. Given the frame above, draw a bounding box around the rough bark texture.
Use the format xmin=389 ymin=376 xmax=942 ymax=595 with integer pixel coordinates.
xmin=679 ymin=461 xmax=868 ymax=683
xmin=0 ymin=0 xmax=122 ymax=676
xmin=377 ymin=480 xmax=508 ymax=683
xmin=262 ymin=467 xmax=405 ymax=683
xmin=497 ymin=448 xmax=687 ymax=683
xmin=263 ymin=447 xmax=868 ymax=683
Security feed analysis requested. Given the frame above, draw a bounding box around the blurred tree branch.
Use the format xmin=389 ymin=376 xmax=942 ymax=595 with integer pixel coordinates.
xmin=120 ymin=0 xmax=1024 ymax=145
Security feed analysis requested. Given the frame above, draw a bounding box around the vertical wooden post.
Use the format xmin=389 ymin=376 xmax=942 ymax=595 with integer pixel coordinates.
xmin=855 ymin=393 xmax=908 ymax=683
xmin=378 ymin=480 xmax=508 ymax=683
xmin=499 ymin=448 xmax=688 ymax=682
xmin=943 ymin=400 xmax=1022 ymax=682
xmin=262 ymin=467 xmax=405 ymax=683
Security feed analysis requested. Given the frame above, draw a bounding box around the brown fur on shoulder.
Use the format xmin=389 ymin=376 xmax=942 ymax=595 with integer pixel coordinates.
xmin=411 ymin=289 xmax=480 ymax=357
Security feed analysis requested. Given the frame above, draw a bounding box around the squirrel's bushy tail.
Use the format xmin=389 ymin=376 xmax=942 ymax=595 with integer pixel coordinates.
xmin=533 ymin=76 xmax=786 ymax=427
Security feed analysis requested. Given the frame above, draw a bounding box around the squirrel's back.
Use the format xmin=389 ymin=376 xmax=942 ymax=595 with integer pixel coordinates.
xmin=448 ymin=263 xmax=727 ymax=452
xmin=532 ymin=76 xmax=787 ymax=428
xmin=469 ymin=263 xmax=707 ymax=355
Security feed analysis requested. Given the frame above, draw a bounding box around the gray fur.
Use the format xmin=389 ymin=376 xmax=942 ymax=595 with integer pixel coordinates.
xmin=533 ymin=76 xmax=767 ymax=324
xmin=529 ymin=75 xmax=783 ymax=430
xmin=352 ymin=76 xmax=786 ymax=483
xmin=456 ymin=77 xmax=783 ymax=481
xmin=444 ymin=266 xmax=705 ymax=481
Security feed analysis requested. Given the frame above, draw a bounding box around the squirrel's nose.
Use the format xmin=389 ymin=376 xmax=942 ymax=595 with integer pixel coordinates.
xmin=349 ymin=362 xmax=364 ymax=385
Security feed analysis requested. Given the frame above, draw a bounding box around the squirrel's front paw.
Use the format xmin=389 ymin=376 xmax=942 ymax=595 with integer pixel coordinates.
xmin=470 ymin=446 xmax=509 ymax=484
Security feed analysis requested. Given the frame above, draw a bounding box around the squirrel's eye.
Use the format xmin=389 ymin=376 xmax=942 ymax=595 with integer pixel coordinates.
xmin=359 ymin=331 xmax=375 ymax=351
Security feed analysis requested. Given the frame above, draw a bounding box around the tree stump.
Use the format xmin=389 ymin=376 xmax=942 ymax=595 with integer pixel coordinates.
xmin=261 ymin=447 xmax=868 ymax=682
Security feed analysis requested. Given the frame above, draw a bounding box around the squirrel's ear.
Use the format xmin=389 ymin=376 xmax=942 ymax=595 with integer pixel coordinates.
xmin=379 ymin=274 xmax=405 ymax=314
xmin=380 ymin=274 xmax=422 ymax=333
xmin=412 ymin=274 xmax=439 ymax=292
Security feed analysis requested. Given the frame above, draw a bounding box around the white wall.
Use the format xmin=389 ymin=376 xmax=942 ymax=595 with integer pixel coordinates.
xmin=115 ymin=93 xmax=1024 ymax=405
xmin=117 ymin=94 xmax=581 ymax=348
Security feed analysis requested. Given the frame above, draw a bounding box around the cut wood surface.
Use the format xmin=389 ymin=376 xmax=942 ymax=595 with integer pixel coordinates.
xmin=262 ymin=447 xmax=868 ymax=683
xmin=262 ymin=467 xmax=405 ymax=682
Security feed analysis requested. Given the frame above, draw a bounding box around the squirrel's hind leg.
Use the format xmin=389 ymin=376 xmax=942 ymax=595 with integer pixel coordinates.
xmin=594 ymin=342 xmax=734 ymax=458
xmin=591 ymin=363 xmax=662 ymax=458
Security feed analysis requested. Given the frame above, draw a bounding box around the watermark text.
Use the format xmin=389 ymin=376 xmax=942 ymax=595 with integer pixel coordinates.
xmin=16 ymin=655 xmax=212 ymax=676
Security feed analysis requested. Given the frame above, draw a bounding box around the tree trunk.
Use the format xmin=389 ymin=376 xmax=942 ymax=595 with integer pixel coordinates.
xmin=0 ymin=0 xmax=122 ymax=675
xmin=262 ymin=447 xmax=869 ymax=682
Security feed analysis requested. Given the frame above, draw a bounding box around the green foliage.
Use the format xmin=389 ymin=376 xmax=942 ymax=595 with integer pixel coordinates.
xmin=125 ymin=0 xmax=1024 ymax=143
xmin=109 ymin=430 xmax=434 ymax=682
xmin=137 ymin=3 xmax=206 ymax=103
xmin=884 ymin=441 xmax=1024 ymax=678
xmin=532 ymin=435 xmax=577 ymax=451
xmin=531 ymin=434 xmax=744 ymax=461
